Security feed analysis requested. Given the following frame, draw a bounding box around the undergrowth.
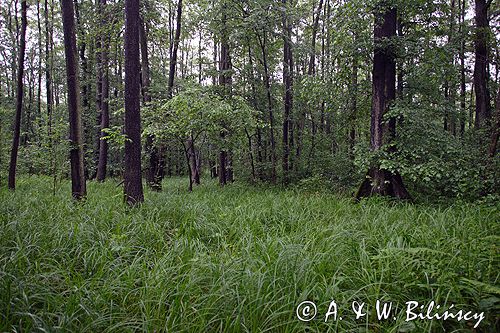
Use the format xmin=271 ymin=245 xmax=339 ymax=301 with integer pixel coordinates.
xmin=0 ymin=176 xmax=498 ymax=332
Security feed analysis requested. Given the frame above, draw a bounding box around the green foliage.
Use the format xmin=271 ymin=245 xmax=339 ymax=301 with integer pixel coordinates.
xmin=0 ymin=177 xmax=498 ymax=332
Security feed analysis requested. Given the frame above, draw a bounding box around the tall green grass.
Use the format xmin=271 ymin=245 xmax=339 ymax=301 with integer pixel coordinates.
xmin=0 ymin=176 xmax=498 ymax=332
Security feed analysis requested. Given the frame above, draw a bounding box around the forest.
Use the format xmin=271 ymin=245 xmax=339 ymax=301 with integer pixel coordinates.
xmin=0 ymin=0 xmax=499 ymax=331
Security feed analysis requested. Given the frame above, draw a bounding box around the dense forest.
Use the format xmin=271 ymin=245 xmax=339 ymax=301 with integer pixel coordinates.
xmin=0 ymin=0 xmax=499 ymax=332
xmin=0 ymin=0 xmax=498 ymax=201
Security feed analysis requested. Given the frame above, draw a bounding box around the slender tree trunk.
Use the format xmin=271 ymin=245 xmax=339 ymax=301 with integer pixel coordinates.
xmin=168 ymin=0 xmax=183 ymax=99
xmin=8 ymin=0 xmax=27 ymax=190
xmin=44 ymin=0 xmax=53 ymax=140
xmin=36 ymin=1 xmax=42 ymax=137
xmin=140 ymin=11 xmax=161 ymax=191
xmin=349 ymin=43 xmax=358 ymax=158
xmin=473 ymin=0 xmax=491 ymax=129
xmin=489 ymin=85 xmax=500 ymax=157
xmin=96 ymin=0 xmax=110 ymax=182
xmin=257 ymin=32 xmax=277 ymax=183
xmin=459 ymin=0 xmax=466 ymax=136
xmin=61 ymin=0 xmax=87 ymax=200
xmin=282 ymin=0 xmax=294 ymax=184
xmin=307 ymin=0 xmax=324 ymax=76
xmin=123 ymin=0 xmax=144 ymax=205
xmin=218 ymin=3 xmax=231 ymax=186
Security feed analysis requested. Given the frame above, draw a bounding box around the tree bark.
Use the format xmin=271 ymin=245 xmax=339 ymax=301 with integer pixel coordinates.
xmin=167 ymin=0 xmax=183 ymax=99
xmin=473 ymin=0 xmax=491 ymax=129
xmin=218 ymin=2 xmax=231 ymax=186
xmin=282 ymin=0 xmax=294 ymax=184
xmin=8 ymin=0 xmax=27 ymax=190
xmin=356 ymin=4 xmax=411 ymax=201
xmin=61 ymin=0 xmax=87 ymax=200
xmin=96 ymin=0 xmax=110 ymax=182
xmin=123 ymin=0 xmax=144 ymax=205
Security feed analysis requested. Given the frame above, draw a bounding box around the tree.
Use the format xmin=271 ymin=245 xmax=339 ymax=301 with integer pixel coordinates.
xmin=218 ymin=0 xmax=231 ymax=186
xmin=473 ymin=0 xmax=492 ymax=129
xmin=123 ymin=0 xmax=144 ymax=205
xmin=60 ymin=0 xmax=86 ymax=200
xmin=356 ymin=3 xmax=411 ymax=200
xmin=282 ymin=0 xmax=294 ymax=184
xmin=7 ymin=0 xmax=27 ymax=190
xmin=96 ymin=0 xmax=110 ymax=182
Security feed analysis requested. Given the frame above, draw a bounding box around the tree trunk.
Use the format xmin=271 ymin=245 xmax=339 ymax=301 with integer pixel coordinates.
xmin=167 ymin=0 xmax=182 ymax=99
xmin=349 ymin=36 xmax=358 ymax=158
xmin=96 ymin=0 xmax=110 ymax=182
xmin=473 ymin=0 xmax=491 ymax=129
xmin=8 ymin=0 xmax=27 ymax=190
xmin=123 ymin=0 xmax=144 ymax=205
xmin=44 ymin=0 xmax=53 ymax=140
xmin=356 ymin=4 xmax=411 ymax=201
xmin=459 ymin=0 xmax=466 ymax=136
xmin=61 ymin=0 xmax=87 ymax=200
xmin=489 ymin=84 xmax=500 ymax=157
xmin=282 ymin=0 xmax=294 ymax=184
xmin=218 ymin=3 xmax=231 ymax=186
xmin=140 ymin=11 xmax=161 ymax=191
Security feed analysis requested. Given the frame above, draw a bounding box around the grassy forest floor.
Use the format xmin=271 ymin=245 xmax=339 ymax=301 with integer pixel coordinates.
xmin=0 ymin=176 xmax=499 ymax=332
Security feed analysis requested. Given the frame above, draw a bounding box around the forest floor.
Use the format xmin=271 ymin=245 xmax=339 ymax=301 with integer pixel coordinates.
xmin=0 ymin=176 xmax=499 ymax=332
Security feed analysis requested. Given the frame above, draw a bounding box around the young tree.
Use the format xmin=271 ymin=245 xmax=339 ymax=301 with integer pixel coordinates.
xmin=123 ymin=0 xmax=144 ymax=205
xmin=60 ymin=0 xmax=86 ymax=200
xmin=7 ymin=0 xmax=27 ymax=190
xmin=356 ymin=3 xmax=411 ymax=200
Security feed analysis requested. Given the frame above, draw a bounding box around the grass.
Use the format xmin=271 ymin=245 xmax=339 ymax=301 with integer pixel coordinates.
xmin=0 ymin=176 xmax=499 ymax=332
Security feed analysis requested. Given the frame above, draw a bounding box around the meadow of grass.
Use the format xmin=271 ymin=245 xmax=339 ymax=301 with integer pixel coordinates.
xmin=0 ymin=176 xmax=499 ymax=332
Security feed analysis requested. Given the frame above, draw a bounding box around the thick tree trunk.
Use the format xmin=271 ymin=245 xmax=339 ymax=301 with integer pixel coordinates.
xmin=473 ymin=0 xmax=491 ymax=129
xmin=8 ymin=0 xmax=27 ymax=190
xmin=356 ymin=4 xmax=411 ymax=201
xmin=123 ymin=0 xmax=144 ymax=205
xmin=61 ymin=0 xmax=87 ymax=200
xmin=96 ymin=0 xmax=110 ymax=182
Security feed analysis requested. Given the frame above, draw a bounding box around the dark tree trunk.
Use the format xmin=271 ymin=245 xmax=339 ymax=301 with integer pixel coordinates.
xmin=307 ymin=0 xmax=324 ymax=76
xmin=349 ymin=38 xmax=358 ymax=158
xmin=459 ymin=0 xmax=466 ymax=136
xmin=256 ymin=31 xmax=277 ymax=183
xmin=8 ymin=0 xmax=27 ymax=190
xmin=167 ymin=0 xmax=182 ymax=99
xmin=44 ymin=0 xmax=53 ymax=140
xmin=218 ymin=4 xmax=231 ymax=186
xmin=61 ymin=0 xmax=87 ymax=200
xmin=473 ymin=0 xmax=491 ymax=129
xmin=282 ymin=0 xmax=294 ymax=184
xmin=96 ymin=0 xmax=110 ymax=182
xmin=356 ymin=4 xmax=411 ymax=201
xmin=140 ymin=12 xmax=161 ymax=191
xmin=36 ymin=1 xmax=42 ymax=136
xmin=489 ymin=85 xmax=500 ymax=157
xmin=123 ymin=0 xmax=144 ymax=205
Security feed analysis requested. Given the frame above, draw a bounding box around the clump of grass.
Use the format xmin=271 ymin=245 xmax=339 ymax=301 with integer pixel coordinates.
xmin=0 ymin=176 xmax=498 ymax=332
